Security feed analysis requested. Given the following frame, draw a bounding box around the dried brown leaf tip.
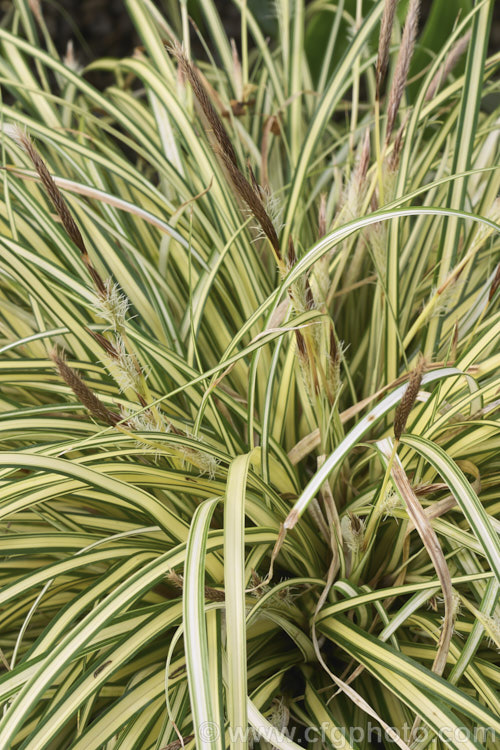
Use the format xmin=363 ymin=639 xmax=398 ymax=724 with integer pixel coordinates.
xmin=28 ymin=0 xmax=42 ymax=24
xmin=51 ymin=348 xmax=122 ymax=427
xmin=394 ymin=355 xmax=426 ymax=440
xmin=64 ymin=40 xmax=81 ymax=73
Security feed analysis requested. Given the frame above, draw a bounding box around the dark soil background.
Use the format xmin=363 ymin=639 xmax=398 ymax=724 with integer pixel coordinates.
xmin=5 ymin=2 xmax=500 ymax=59
xmin=1 ymin=1 xmax=499 ymax=86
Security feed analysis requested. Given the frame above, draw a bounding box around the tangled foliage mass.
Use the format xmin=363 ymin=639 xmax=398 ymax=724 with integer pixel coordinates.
xmin=0 ymin=0 xmax=499 ymax=748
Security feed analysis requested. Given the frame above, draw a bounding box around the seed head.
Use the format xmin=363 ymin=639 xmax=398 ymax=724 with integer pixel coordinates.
xmin=93 ymin=279 xmax=130 ymax=331
xmin=394 ymin=356 xmax=425 ymax=440
xmin=105 ymin=336 xmax=141 ymax=393
xmin=172 ymin=45 xmax=282 ymax=261
xmin=426 ymin=31 xmax=471 ymax=101
xmin=341 ymin=513 xmax=365 ymax=553
xmin=172 ymin=44 xmax=238 ymax=169
xmin=376 ymin=0 xmax=398 ymax=99
xmin=2 ymin=123 xmax=106 ymax=294
xmin=269 ymin=697 xmax=290 ymax=732
xmin=386 ymin=0 xmax=420 ymax=142
xmin=51 ymin=349 xmax=122 ymax=426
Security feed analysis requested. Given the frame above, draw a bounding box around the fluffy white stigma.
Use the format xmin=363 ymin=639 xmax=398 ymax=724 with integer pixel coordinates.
xmin=94 ymin=279 xmax=130 ymax=330
xmin=2 ymin=123 xmax=28 ymax=150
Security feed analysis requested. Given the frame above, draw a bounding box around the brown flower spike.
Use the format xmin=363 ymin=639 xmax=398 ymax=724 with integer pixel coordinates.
xmin=51 ymin=349 xmax=122 ymax=427
xmin=172 ymin=45 xmax=282 ymax=262
xmin=3 ymin=125 xmax=106 ymax=295
xmin=394 ymin=356 xmax=426 ymax=440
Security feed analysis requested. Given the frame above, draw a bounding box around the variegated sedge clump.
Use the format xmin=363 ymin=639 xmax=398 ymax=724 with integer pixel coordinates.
xmin=3 ymin=124 xmax=217 ymax=476
xmin=0 ymin=0 xmax=499 ymax=748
